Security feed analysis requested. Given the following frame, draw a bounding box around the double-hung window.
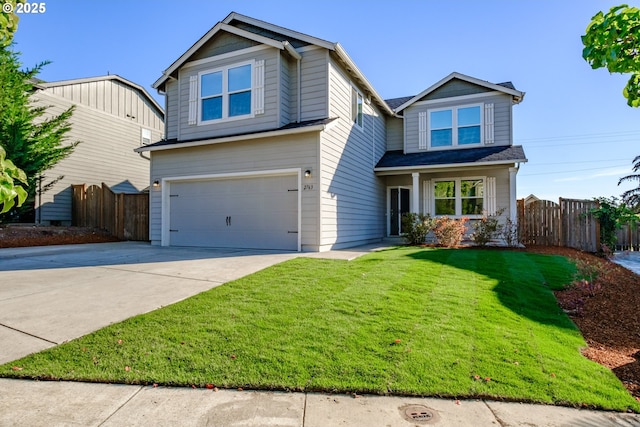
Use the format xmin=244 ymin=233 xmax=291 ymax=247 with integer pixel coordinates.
xmin=433 ymin=178 xmax=484 ymax=216
xmin=429 ymin=104 xmax=482 ymax=148
xmin=199 ymin=62 xmax=253 ymax=123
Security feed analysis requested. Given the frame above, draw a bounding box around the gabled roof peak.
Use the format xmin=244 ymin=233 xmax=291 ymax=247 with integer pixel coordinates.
xmin=393 ymin=72 xmax=525 ymax=113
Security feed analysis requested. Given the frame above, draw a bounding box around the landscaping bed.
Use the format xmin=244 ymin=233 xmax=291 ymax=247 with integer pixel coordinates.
xmin=0 ymin=225 xmax=119 ymax=248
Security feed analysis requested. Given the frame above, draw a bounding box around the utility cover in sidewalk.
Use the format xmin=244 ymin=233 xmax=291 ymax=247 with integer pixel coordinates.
xmin=399 ymin=404 xmax=440 ymax=424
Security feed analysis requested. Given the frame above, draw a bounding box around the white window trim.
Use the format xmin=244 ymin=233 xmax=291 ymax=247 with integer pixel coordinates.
xmin=351 ymin=85 xmax=364 ymax=131
xmin=427 ymin=103 xmax=484 ymax=150
xmin=432 ymin=176 xmax=486 ymax=218
xmin=197 ymin=59 xmax=256 ymax=125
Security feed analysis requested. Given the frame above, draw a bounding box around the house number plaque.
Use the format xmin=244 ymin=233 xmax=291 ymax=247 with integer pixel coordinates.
xmin=304 ymin=184 xmax=314 ymax=191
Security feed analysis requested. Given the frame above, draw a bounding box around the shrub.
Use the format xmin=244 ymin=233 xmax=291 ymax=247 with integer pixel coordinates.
xmin=501 ymin=217 xmax=520 ymax=247
xmin=433 ymin=216 xmax=468 ymax=247
xmin=401 ymin=213 xmax=434 ymax=246
xmin=471 ymin=211 xmax=502 ymax=246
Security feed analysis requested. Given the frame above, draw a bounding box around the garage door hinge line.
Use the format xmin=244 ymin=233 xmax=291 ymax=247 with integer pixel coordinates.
xmin=0 ymin=322 xmax=58 ymax=345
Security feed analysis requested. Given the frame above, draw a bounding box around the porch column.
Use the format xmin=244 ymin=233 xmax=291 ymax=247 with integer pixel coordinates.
xmin=509 ymin=167 xmax=518 ymax=223
xmin=412 ymin=172 xmax=420 ymax=214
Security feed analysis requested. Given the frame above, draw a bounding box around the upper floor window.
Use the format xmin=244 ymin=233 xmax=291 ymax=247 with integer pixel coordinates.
xmin=199 ymin=62 xmax=253 ymax=123
xmin=429 ymin=104 xmax=482 ymax=148
xmin=352 ymin=87 xmax=363 ymax=128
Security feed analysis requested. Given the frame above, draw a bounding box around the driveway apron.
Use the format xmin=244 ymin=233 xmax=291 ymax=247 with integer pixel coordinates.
xmin=0 ymin=242 xmax=297 ymax=364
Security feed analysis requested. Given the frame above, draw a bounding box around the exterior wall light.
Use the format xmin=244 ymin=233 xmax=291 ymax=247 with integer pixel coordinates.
xmin=304 ymin=170 xmax=311 ymax=178
xmin=153 ymin=180 xmax=160 ymax=188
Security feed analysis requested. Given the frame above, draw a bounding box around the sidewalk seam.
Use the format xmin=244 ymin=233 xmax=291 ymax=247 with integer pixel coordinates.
xmin=98 ymin=385 xmax=144 ymax=426
xmin=0 ymin=322 xmax=58 ymax=345
xmin=302 ymin=392 xmax=308 ymax=426
xmin=483 ymin=400 xmax=507 ymax=427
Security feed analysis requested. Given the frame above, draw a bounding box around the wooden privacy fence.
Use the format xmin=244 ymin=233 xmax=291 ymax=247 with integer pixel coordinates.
xmin=616 ymin=223 xmax=640 ymax=251
xmin=72 ymin=183 xmax=149 ymax=241
xmin=517 ymin=198 xmax=599 ymax=252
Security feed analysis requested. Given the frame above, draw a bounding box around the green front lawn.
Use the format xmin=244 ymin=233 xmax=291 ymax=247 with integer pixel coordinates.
xmin=2 ymin=247 xmax=638 ymax=411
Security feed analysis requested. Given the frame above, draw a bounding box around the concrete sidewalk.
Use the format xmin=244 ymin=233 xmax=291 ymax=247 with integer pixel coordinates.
xmin=0 ymin=378 xmax=638 ymax=426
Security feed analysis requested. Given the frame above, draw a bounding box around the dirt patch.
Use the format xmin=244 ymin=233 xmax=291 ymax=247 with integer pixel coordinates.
xmin=0 ymin=225 xmax=120 ymax=248
xmin=524 ymin=245 xmax=640 ymax=402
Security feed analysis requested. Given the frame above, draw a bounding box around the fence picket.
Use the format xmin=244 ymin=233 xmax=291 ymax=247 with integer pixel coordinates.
xmin=71 ymin=183 xmax=149 ymax=241
xmin=518 ymin=198 xmax=598 ymax=252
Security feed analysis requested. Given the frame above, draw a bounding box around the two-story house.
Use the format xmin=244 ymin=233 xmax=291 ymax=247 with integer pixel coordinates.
xmin=137 ymin=12 xmax=526 ymax=252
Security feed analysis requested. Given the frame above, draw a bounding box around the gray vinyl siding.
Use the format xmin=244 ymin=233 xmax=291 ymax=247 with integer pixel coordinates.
xmin=386 ymin=117 xmax=404 ymax=151
xmin=404 ymin=92 xmax=512 ymax=153
xmin=178 ymin=47 xmax=279 ymax=141
xmin=420 ymin=79 xmax=491 ymax=101
xmin=165 ymin=79 xmax=179 ymax=140
xmin=33 ymin=90 xmax=162 ymax=223
xmin=279 ymin=53 xmax=291 ymax=126
xmin=320 ymin=60 xmax=386 ymax=249
xmin=149 ymin=133 xmax=319 ymax=249
xmin=190 ymin=31 xmax=260 ymax=61
xmin=299 ymin=47 xmax=329 ymax=121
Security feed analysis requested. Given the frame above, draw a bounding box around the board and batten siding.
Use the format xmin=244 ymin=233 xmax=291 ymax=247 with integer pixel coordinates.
xmin=44 ymin=79 xmax=163 ymax=131
xmin=177 ymin=47 xmax=280 ymax=141
xmin=404 ymin=92 xmax=512 ymax=153
xmin=33 ymin=91 xmax=162 ymax=224
xmin=319 ymin=60 xmax=386 ymax=249
xmin=149 ymin=132 xmax=320 ymax=250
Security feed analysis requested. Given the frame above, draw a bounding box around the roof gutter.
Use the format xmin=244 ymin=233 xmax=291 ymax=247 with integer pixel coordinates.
xmin=135 ymin=122 xmax=331 ymax=153
xmin=333 ymin=43 xmax=395 ymax=117
xmin=374 ymin=158 xmax=528 ymax=174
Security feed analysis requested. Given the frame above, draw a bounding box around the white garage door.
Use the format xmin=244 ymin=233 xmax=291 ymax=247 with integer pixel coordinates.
xmin=168 ymin=174 xmax=298 ymax=250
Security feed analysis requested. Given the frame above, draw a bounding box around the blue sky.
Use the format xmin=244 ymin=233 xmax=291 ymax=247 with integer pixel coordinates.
xmin=11 ymin=0 xmax=640 ymax=202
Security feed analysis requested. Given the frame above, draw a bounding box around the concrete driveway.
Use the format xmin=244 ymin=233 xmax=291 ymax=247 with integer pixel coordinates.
xmin=0 ymin=242 xmax=300 ymax=364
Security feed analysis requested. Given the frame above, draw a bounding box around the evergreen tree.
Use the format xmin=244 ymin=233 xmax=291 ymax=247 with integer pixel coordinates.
xmin=0 ymin=46 xmax=78 ymax=221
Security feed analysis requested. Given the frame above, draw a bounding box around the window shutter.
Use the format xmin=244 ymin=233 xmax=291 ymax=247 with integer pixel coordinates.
xmin=254 ymin=59 xmax=265 ymax=115
xmin=486 ymin=177 xmax=497 ymax=215
xmin=484 ymin=103 xmax=494 ymax=144
xmin=423 ymin=180 xmax=431 ymax=215
xmin=418 ymin=111 xmax=427 ymax=149
xmin=188 ymin=75 xmax=198 ymax=125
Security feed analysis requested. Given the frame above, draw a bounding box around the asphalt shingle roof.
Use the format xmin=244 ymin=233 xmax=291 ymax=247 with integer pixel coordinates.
xmin=142 ymin=118 xmax=336 ymax=149
xmin=375 ymin=145 xmax=527 ymax=170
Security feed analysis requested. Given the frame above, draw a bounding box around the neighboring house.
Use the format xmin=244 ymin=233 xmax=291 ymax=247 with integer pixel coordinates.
xmin=32 ymin=75 xmax=164 ymax=225
xmin=137 ymin=12 xmax=527 ymax=251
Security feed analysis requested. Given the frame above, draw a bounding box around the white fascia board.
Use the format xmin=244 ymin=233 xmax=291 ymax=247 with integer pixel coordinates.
xmin=394 ymin=72 xmax=525 ymax=113
xmin=153 ymin=23 xmax=286 ymax=90
xmin=333 ymin=43 xmax=395 ymax=117
xmin=373 ymin=158 xmax=528 ymax=174
xmin=223 ymin=12 xmax=336 ymax=50
xmin=39 ymin=74 xmax=164 ymax=116
xmin=136 ymin=123 xmax=328 ymax=153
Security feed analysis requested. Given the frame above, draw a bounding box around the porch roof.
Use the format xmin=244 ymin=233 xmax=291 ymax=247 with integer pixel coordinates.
xmin=374 ymin=145 xmax=527 ymax=172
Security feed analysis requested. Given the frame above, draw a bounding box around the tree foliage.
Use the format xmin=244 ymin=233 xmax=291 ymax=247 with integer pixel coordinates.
xmin=619 ymin=155 xmax=640 ymax=207
xmin=582 ymin=4 xmax=640 ymax=107
xmin=0 ymin=0 xmax=23 ymax=47
xmin=0 ymin=46 xmax=78 ymax=221
xmin=590 ymin=197 xmax=637 ymax=251
xmin=0 ymin=145 xmax=27 ymax=213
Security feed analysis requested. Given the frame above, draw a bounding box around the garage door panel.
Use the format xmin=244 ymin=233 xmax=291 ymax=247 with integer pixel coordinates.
xmin=168 ymin=175 xmax=298 ymax=250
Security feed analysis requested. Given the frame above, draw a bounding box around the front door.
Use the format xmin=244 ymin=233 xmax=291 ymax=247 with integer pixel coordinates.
xmin=389 ymin=187 xmax=411 ymax=236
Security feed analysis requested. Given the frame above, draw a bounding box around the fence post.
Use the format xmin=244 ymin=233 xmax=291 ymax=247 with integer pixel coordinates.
xmin=71 ymin=184 xmax=86 ymax=226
